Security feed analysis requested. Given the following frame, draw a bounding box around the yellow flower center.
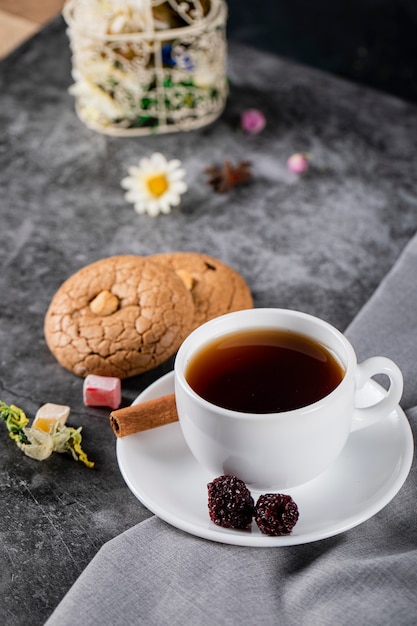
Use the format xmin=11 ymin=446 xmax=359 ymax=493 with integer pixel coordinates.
xmin=146 ymin=174 xmax=168 ymax=197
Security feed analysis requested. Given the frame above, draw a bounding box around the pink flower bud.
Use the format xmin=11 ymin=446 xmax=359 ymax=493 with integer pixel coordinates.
xmin=241 ymin=109 xmax=266 ymax=134
xmin=287 ymin=153 xmax=310 ymax=174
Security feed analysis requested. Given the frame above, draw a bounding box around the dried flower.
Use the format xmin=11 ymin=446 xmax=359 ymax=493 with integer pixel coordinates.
xmin=72 ymin=0 xmax=152 ymax=35
xmin=205 ymin=160 xmax=252 ymax=193
xmin=121 ymin=152 xmax=187 ymax=216
xmin=241 ymin=109 xmax=266 ymax=134
xmin=69 ymin=73 xmax=126 ymax=126
xmin=287 ymin=153 xmax=310 ymax=174
xmin=0 ymin=401 xmax=94 ymax=468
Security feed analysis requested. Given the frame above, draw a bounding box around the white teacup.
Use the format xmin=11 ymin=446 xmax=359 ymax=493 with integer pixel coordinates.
xmin=174 ymin=308 xmax=403 ymax=490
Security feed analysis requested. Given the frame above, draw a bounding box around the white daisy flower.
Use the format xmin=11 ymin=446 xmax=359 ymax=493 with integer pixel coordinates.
xmin=121 ymin=153 xmax=188 ymax=217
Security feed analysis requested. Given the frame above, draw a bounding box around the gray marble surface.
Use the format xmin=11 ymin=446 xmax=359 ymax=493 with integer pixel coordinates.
xmin=1 ymin=16 xmax=417 ymax=625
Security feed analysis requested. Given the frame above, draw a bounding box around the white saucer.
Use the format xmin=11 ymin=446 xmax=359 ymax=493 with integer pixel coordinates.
xmin=116 ymin=371 xmax=413 ymax=547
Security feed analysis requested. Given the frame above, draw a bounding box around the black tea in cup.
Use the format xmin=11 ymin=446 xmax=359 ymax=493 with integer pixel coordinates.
xmin=185 ymin=328 xmax=345 ymax=413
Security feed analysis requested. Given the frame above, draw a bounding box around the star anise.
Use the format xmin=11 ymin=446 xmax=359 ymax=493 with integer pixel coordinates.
xmin=205 ymin=160 xmax=252 ymax=193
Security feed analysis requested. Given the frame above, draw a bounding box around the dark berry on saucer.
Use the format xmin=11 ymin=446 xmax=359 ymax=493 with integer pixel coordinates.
xmin=255 ymin=493 xmax=299 ymax=536
xmin=207 ymin=475 xmax=255 ymax=529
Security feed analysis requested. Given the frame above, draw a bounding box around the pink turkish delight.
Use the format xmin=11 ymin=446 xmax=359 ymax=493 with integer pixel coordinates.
xmin=83 ymin=375 xmax=121 ymax=409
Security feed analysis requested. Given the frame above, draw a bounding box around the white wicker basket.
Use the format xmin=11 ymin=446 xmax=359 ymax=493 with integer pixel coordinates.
xmin=63 ymin=0 xmax=228 ymax=136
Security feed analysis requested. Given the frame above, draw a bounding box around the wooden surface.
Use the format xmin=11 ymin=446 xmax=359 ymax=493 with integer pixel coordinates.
xmin=0 ymin=0 xmax=65 ymax=59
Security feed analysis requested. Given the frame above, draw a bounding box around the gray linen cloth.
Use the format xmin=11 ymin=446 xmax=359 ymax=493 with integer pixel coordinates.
xmin=45 ymin=235 xmax=417 ymax=625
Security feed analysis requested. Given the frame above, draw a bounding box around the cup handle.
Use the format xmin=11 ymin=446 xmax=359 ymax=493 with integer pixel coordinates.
xmin=351 ymin=356 xmax=403 ymax=431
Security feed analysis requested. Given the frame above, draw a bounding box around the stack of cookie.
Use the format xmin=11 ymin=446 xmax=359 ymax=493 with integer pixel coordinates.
xmin=44 ymin=252 xmax=253 ymax=379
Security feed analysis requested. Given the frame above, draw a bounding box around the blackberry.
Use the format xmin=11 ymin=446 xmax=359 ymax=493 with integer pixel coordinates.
xmin=255 ymin=493 xmax=299 ymax=536
xmin=207 ymin=475 xmax=255 ymax=529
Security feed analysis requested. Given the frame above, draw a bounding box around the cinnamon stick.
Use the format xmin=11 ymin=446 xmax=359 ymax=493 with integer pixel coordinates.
xmin=110 ymin=393 xmax=178 ymax=437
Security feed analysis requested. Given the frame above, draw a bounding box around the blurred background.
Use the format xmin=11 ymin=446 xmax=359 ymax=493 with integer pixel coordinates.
xmin=1 ymin=0 xmax=416 ymax=103
xmin=227 ymin=0 xmax=417 ymax=104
